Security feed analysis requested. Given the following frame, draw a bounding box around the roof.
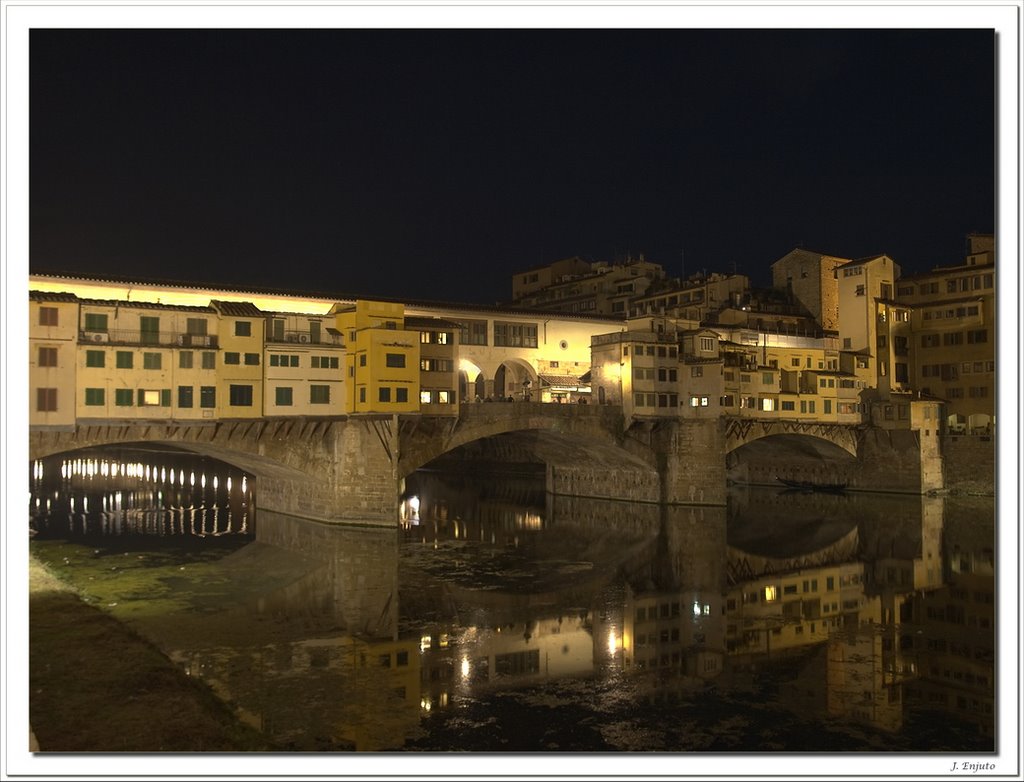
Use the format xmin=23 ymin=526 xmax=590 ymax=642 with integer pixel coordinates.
xmin=836 ymin=254 xmax=893 ymax=270
xmin=30 ymin=270 xmax=624 ymax=323
xmin=537 ymin=373 xmax=589 ymax=389
xmin=76 ymin=296 xmax=215 ymax=313
xmin=29 ymin=290 xmax=79 ymax=303
xmin=209 ymin=300 xmax=264 ymax=317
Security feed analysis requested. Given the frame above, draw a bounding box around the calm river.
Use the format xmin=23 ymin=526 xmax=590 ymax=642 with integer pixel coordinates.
xmin=29 ymin=447 xmax=995 ymax=752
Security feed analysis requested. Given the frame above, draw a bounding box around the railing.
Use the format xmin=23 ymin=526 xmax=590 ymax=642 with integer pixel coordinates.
xmin=265 ymin=330 xmax=342 ymax=346
xmin=79 ymin=330 xmax=219 ymax=348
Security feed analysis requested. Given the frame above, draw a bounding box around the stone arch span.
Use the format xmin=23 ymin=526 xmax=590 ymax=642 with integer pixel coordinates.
xmin=396 ymin=402 xmax=649 ymax=478
xmin=723 ymin=418 xmax=859 ymax=457
xmin=30 ymin=418 xmax=400 ymax=526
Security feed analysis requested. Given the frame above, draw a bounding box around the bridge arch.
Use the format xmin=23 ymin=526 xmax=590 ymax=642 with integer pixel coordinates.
xmin=722 ymin=418 xmax=860 ymax=457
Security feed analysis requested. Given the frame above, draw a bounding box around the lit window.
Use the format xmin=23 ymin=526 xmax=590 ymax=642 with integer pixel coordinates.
xmin=420 ymin=390 xmax=433 ymax=404
xmin=764 ymin=586 xmax=778 ymax=602
xmin=438 ymin=390 xmax=450 ymax=404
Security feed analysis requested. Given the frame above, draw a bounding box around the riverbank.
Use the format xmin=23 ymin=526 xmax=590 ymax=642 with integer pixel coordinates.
xmin=28 ymin=554 xmax=274 ymax=752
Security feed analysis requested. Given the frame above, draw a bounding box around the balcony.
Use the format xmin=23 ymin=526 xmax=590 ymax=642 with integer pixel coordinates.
xmin=79 ymin=330 xmax=219 ymax=348
xmin=266 ymin=330 xmax=342 ymax=346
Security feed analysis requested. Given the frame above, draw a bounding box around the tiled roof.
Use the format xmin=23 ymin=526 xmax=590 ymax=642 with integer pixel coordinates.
xmin=76 ymin=297 xmax=215 ymax=313
xmin=29 ymin=290 xmax=80 ymax=302
xmin=404 ymin=316 xmax=464 ymax=329
xmin=210 ymin=300 xmax=263 ymax=317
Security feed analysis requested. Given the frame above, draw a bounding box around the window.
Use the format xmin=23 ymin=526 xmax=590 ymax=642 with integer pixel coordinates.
xmin=234 ymin=320 xmax=251 ymax=337
xmin=699 ymin=336 xmax=715 ymax=352
xmin=186 ymin=318 xmax=208 ymax=336
xmin=178 ymin=386 xmax=193 ymax=408
xmin=179 ymin=351 xmax=193 ymax=369
xmin=229 ymin=384 xmax=253 ymax=406
xmin=275 ymin=387 xmax=293 ymax=406
xmin=38 ymin=347 xmax=58 ymax=367
xmin=243 ymin=353 xmax=260 ymax=365
xmin=359 ymin=354 xmax=367 ymax=366
xmin=143 ymin=352 xmax=162 ymax=370
xmin=762 ymin=373 xmax=773 ymax=385
xmin=201 ymin=352 xmax=216 ymax=369
xmin=438 ymin=390 xmax=450 ymax=404
xmin=85 ymin=388 xmax=105 ymax=406
xmin=140 ymin=316 xmax=160 ymax=345
xmin=943 ymin=332 xmax=964 ymax=346
xmin=39 ymin=307 xmax=58 ymax=326
xmin=385 ymin=353 xmax=406 ymax=368
xmin=781 ymin=400 xmax=795 ymax=411
xmin=359 ymin=387 xmax=366 ymax=403
xmin=967 ymin=329 xmax=988 ymax=344
xmin=691 ymin=366 xmax=703 ymax=378
xmin=460 ymin=320 xmax=488 ymax=346
xmin=843 ymin=337 xmax=852 ymax=349
xmin=84 ymin=313 xmax=108 ymax=332
xmin=396 ymin=387 xmax=408 ymax=403
xmin=761 ymin=397 xmax=775 ymax=412
xmin=420 ymin=390 xmax=433 ymax=404
xmin=114 ymin=388 xmax=133 ymax=406
xmin=311 ymin=356 xmax=339 ymax=369
xmin=138 ymin=389 xmax=169 ymax=407
xmin=224 ymin=352 xmax=240 ymax=365
xmin=493 ymin=322 xmax=538 ymax=347
xmin=200 ymin=386 xmax=216 ymax=408
xmin=310 ymin=385 xmax=330 ymax=404
xmin=37 ymin=388 xmax=58 ymax=411
xmin=85 ymin=350 xmax=105 ymax=368
xmin=379 ymin=387 xmax=391 ymax=403
xmin=855 ymin=284 xmax=865 ymax=296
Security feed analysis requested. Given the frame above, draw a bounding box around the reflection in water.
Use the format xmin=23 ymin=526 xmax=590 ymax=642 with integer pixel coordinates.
xmin=30 ymin=447 xmax=255 ymax=539
xmin=30 ymin=455 xmax=995 ymax=751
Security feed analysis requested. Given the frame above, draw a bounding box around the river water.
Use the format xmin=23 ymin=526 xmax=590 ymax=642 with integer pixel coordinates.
xmin=29 ymin=448 xmax=996 ymax=753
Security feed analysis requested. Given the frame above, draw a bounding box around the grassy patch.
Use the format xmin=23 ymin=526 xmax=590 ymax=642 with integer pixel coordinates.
xmin=29 ymin=554 xmax=274 ymax=752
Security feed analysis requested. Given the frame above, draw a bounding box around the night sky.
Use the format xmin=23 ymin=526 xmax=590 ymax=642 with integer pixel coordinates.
xmin=29 ymin=28 xmax=995 ymax=304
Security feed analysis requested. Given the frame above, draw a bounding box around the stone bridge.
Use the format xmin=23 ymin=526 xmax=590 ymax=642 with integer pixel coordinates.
xmin=29 ymin=405 xmax=943 ymax=536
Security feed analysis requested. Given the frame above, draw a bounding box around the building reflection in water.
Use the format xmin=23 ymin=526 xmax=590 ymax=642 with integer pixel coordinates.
xmin=30 ymin=452 xmax=996 ymax=750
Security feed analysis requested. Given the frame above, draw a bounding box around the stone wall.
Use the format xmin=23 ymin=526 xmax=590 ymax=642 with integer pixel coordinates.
xmin=941 ymin=434 xmax=996 ymax=496
xmin=546 ymin=463 xmax=661 ymax=504
xmin=655 ymin=419 xmax=728 ymax=505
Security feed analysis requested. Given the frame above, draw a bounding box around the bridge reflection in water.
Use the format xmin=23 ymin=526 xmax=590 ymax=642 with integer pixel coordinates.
xmin=29 ymin=454 xmax=994 ymax=752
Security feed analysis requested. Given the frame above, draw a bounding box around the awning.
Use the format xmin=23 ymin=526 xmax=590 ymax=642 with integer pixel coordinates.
xmin=538 ymin=373 xmax=589 ymax=391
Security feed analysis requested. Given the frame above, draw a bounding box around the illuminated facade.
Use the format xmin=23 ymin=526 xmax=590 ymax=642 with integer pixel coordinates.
xmin=511 ymin=256 xmax=666 ymax=315
xmin=894 ymin=234 xmax=996 ymax=431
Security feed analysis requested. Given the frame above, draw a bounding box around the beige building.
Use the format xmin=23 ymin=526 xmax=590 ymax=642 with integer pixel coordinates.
xmin=894 ymin=234 xmax=995 ymax=432
xmin=29 ymin=291 xmax=80 ymax=429
xmin=629 ymin=271 xmax=749 ymax=322
xmin=210 ymin=301 xmax=265 ymax=419
xmin=263 ymin=309 xmax=346 ymax=417
xmin=511 ymin=256 xmax=666 ymax=315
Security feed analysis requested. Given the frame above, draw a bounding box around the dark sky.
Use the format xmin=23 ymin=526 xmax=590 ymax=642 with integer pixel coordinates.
xmin=29 ymin=28 xmax=995 ymax=304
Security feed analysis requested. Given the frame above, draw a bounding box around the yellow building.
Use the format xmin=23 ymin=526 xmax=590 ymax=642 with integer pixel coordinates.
xmin=209 ymin=301 xmax=265 ymax=419
xmin=75 ymin=298 xmax=220 ymax=421
xmin=29 ymin=291 xmax=80 ymax=429
xmin=334 ymin=300 xmax=420 ymax=415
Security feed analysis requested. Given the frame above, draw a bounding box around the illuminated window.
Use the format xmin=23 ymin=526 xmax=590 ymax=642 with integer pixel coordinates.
xmin=761 ymin=398 xmax=775 ymax=411
xmin=438 ymin=390 xmax=450 ymax=404
xmin=138 ymin=389 xmax=169 ymax=406
xmin=764 ymin=586 xmax=778 ymax=602
xmin=420 ymin=390 xmax=433 ymax=404
xmin=690 ymin=396 xmax=700 ymax=407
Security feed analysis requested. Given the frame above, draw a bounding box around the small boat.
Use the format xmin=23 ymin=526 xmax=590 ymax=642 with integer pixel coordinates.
xmin=776 ymin=477 xmax=848 ymax=494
